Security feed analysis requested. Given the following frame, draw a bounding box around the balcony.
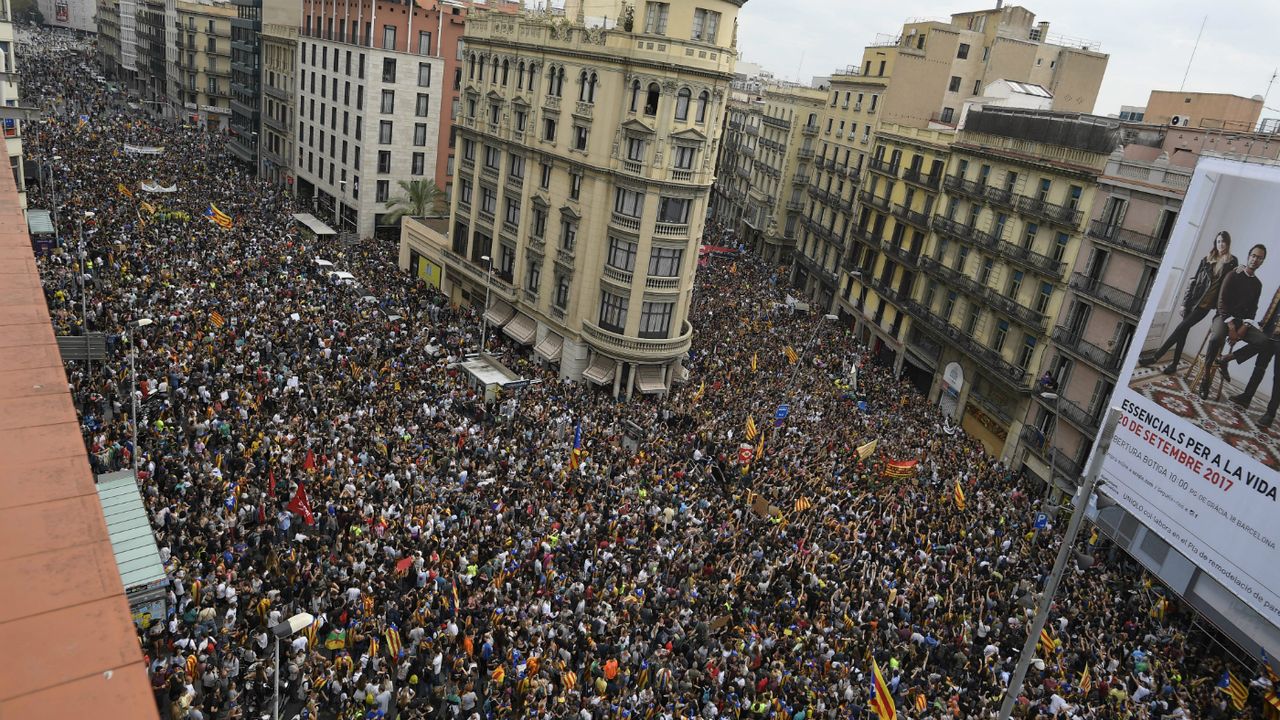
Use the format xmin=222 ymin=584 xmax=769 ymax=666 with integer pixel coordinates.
xmin=610 ymin=212 xmax=641 ymax=233
xmin=932 ymin=215 xmax=975 ymax=243
xmin=741 ymin=145 xmax=756 ymax=158
xmin=762 ymin=115 xmax=790 ymax=130
xmin=601 ymin=263 xmax=633 ymax=286
xmin=892 ymin=203 xmax=930 ymax=229
xmin=900 ymin=299 xmax=1030 ymax=388
xmin=736 ymin=166 xmax=751 ymax=180
xmin=943 ymin=174 xmax=986 ymax=201
xmin=801 ymin=123 xmax=819 ymax=137
xmin=867 ymin=157 xmax=898 ymax=177
xmin=1014 ymin=194 xmax=1083 ymax=228
xmin=797 ymin=147 xmax=815 ymax=161
xmin=1070 ymin=272 xmax=1146 ymax=318
xmin=1087 ymin=220 xmax=1167 ymax=260
xmin=1038 ymin=391 xmax=1102 ymax=435
xmin=1021 ymin=426 xmax=1086 ymax=480
xmin=793 ymin=172 xmax=810 ymax=186
xmin=670 ymin=169 xmax=693 ymax=182
xmin=1051 ymin=326 xmax=1123 ymax=375
xmin=745 ymin=124 xmax=759 ymax=136
xmin=622 ymin=159 xmax=643 ymax=175
xmin=993 ymin=238 xmax=1066 ymax=278
xmin=793 ymin=250 xmax=838 ymax=289
xmin=728 ymin=119 xmax=743 ymax=131
xmin=645 ymin=275 xmax=681 ymax=291
xmin=786 ymin=199 xmax=804 ymax=212
xmin=858 ymin=189 xmax=889 ymax=213
xmin=902 ymin=168 xmax=941 ymax=191
xmin=879 ymin=238 xmax=921 ymax=269
xmin=654 ymin=222 xmax=690 ymax=238
xmin=583 ymin=320 xmax=693 ymax=361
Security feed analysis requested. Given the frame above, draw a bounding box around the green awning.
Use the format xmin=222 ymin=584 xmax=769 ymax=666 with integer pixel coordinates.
xmin=27 ymin=209 xmax=55 ymax=235
xmin=95 ymin=470 xmax=167 ymax=592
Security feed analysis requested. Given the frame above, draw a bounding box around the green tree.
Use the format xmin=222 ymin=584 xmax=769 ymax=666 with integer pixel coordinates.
xmin=383 ymin=179 xmax=445 ymax=224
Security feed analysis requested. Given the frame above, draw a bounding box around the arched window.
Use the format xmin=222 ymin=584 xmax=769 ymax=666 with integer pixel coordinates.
xmin=491 ymin=55 xmax=500 ymax=83
xmin=547 ymin=65 xmax=557 ymax=95
xmin=517 ymin=62 xmax=526 ymax=90
xmin=553 ymin=67 xmax=565 ymax=97
xmin=644 ymin=82 xmax=660 ymax=116
xmin=696 ymin=90 xmax=709 ymax=123
xmin=629 ymin=80 xmax=641 ymax=112
xmin=674 ymin=88 xmax=691 ymax=121
xmin=477 ymin=55 xmax=485 ymax=82
xmin=468 ymin=53 xmax=476 ymax=80
xmin=501 ymin=59 xmax=509 ymax=86
xmin=528 ymin=64 xmax=539 ymax=94
xmin=587 ymin=73 xmax=598 ymax=103
xmin=578 ymin=70 xmax=589 ymax=102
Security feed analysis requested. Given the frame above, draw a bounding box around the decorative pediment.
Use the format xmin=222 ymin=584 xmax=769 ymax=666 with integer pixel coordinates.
xmin=559 ymin=205 xmax=581 ymax=220
xmin=621 ymin=118 xmax=656 ymax=135
xmin=511 ymin=95 xmax=530 ymax=108
xmin=671 ymin=127 xmax=707 ymax=142
xmin=486 ymin=90 xmax=505 ymax=102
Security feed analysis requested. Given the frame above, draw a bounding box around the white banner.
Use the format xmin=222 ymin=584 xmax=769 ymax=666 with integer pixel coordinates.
xmin=1104 ymin=157 xmax=1280 ymax=629
xmin=123 ymin=143 xmax=165 ymax=155
xmin=140 ymin=180 xmax=178 ymax=193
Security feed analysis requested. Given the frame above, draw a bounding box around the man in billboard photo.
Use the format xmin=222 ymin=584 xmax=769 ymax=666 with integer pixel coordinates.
xmin=1196 ymin=244 xmax=1266 ymax=400
xmin=1139 ymin=230 xmax=1238 ymax=376
xmin=1216 ymin=285 xmax=1280 ymax=427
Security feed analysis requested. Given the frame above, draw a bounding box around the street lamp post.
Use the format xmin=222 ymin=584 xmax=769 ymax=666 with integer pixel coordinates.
xmin=996 ymin=408 xmax=1120 ymax=720
xmin=126 ymin=318 xmax=153 ymax=479
xmin=271 ymin=612 xmax=315 ymax=720
xmin=79 ymin=211 xmax=95 ymax=372
xmin=479 ymin=255 xmax=493 ymax=355
xmin=786 ymin=313 xmax=840 ymax=393
xmin=1040 ymin=390 xmax=1063 ymax=500
xmin=336 ymin=180 xmax=347 ymax=234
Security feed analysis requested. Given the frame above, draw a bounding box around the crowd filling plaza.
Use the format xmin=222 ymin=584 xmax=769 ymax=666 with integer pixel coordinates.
xmin=16 ymin=26 xmax=1280 ymax=720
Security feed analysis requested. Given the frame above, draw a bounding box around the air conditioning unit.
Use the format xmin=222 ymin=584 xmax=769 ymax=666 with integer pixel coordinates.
xmin=1170 ymin=115 xmax=1191 ymax=127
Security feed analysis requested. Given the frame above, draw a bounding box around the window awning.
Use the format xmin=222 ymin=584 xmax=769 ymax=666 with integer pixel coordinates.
xmin=583 ymin=353 xmax=618 ymax=385
xmin=503 ymin=312 xmax=537 ymax=345
xmin=293 ymin=213 xmax=337 ymax=236
xmin=534 ymin=331 xmax=564 ymax=363
xmin=635 ymin=365 xmax=667 ymax=394
xmin=483 ymin=300 xmax=515 ymax=327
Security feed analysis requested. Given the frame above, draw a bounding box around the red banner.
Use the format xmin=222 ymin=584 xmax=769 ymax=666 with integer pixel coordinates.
xmin=287 ymin=482 xmax=315 ymax=525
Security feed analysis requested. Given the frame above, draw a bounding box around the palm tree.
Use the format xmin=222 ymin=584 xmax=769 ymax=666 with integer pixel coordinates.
xmin=383 ymin=179 xmax=445 ymax=223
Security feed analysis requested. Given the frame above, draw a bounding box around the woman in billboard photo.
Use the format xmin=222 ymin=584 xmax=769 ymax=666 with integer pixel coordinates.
xmin=1139 ymin=230 xmax=1237 ymax=375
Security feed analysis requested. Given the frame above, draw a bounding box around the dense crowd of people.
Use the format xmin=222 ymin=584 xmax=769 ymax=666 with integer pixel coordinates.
xmin=17 ymin=26 xmax=1278 ymax=720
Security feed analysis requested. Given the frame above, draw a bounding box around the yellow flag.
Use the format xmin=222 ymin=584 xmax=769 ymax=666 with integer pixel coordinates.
xmin=784 ymin=346 xmax=798 ymax=365
xmin=745 ymin=415 xmax=758 ymax=441
xmin=856 ymin=439 xmax=878 ymax=460
xmin=751 ymin=353 xmax=758 ymax=373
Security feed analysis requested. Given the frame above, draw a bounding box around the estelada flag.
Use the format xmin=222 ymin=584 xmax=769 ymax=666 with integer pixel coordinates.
xmin=869 ymin=658 xmax=897 ymax=720
xmin=117 ymin=182 xmax=134 ymax=198
xmin=287 ymin=481 xmax=315 ymax=525
xmin=1078 ymin=664 xmax=1092 ymax=695
xmin=953 ymin=479 xmax=967 ymax=510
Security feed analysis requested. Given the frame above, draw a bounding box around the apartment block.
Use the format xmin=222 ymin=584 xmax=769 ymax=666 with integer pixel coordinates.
xmin=400 ymin=0 xmax=743 ymax=395
xmin=226 ymin=0 xmax=262 ymax=163
xmin=784 ymin=69 xmax=887 ymax=310
xmin=96 ymin=0 xmax=138 ymax=89
xmin=1018 ymin=125 xmax=1280 ymax=490
xmin=258 ymin=15 xmax=300 ymax=188
xmin=2 ymin=0 xmax=25 ymax=209
xmin=172 ymin=0 xmax=236 ymax=131
xmin=861 ymin=5 xmax=1107 ymax=129
xmin=293 ymin=0 xmax=448 ymax=238
xmin=37 ymin=0 xmax=97 ymax=32
xmin=835 ymin=122 xmax=951 ymax=370
xmin=887 ymin=109 xmax=1119 ymax=456
xmin=713 ymin=81 xmax=825 ymax=263
xmin=1144 ymin=90 xmax=1264 ymax=133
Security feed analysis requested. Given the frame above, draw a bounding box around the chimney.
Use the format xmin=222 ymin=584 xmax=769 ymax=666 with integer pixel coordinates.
xmin=995 ymin=0 xmax=1003 ymax=8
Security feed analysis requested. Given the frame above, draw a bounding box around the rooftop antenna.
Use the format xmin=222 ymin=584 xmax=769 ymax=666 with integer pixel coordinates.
xmin=1264 ymin=68 xmax=1279 ymax=108
xmin=795 ymin=50 xmax=804 ymax=85
xmin=1179 ymin=15 xmax=1207 ymax=92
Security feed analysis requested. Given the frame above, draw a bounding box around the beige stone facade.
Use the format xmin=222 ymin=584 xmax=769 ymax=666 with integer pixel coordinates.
xmin=712 ymin=81 xmax=826 ymax=263
xmin=399 ymin=0 xmax=744 ymax=396
xmin=171 ymin=0 xmax=236 ymax=131
xmin=1144 ymin=90 xmax=1264 ymax=133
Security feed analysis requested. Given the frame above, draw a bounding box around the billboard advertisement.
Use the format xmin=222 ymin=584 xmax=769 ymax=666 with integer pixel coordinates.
xmin=1107 ymin=157 xmax=1280 ymax=629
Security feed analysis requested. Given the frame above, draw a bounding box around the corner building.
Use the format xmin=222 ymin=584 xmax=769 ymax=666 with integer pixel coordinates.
xmin=403 ymin=0 xmax=742 ymax=396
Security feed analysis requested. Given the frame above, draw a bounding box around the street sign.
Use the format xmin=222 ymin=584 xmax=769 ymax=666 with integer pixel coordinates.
xmin=503 ymin=379 xmax=531 ymax=390
xmin=774 ymin=404 xmax=790 ymax=421
xmin=1034 ymin=512 xmax=1049 ymax=530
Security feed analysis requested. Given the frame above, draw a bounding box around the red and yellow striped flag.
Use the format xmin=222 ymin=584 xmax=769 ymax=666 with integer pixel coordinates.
xmin=1039 ymin=627 xmax=1056 ymax=655
xmin=869 ymin=658 xmax=897 ymax=720
xmin=784 ymin=346 xmax=798 ymax=364
xmin=953 ymin=479 xmax=967 ymax=510
xmin=750 ymin=352 xmax=758 ymax=372
xmin=1078 ymin=663 xmax=1092 ymax=695
xmin=745 ymin=415 xmax=758 ymax=441
xmin=209 ymin=310 xmax=226 ymax=328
